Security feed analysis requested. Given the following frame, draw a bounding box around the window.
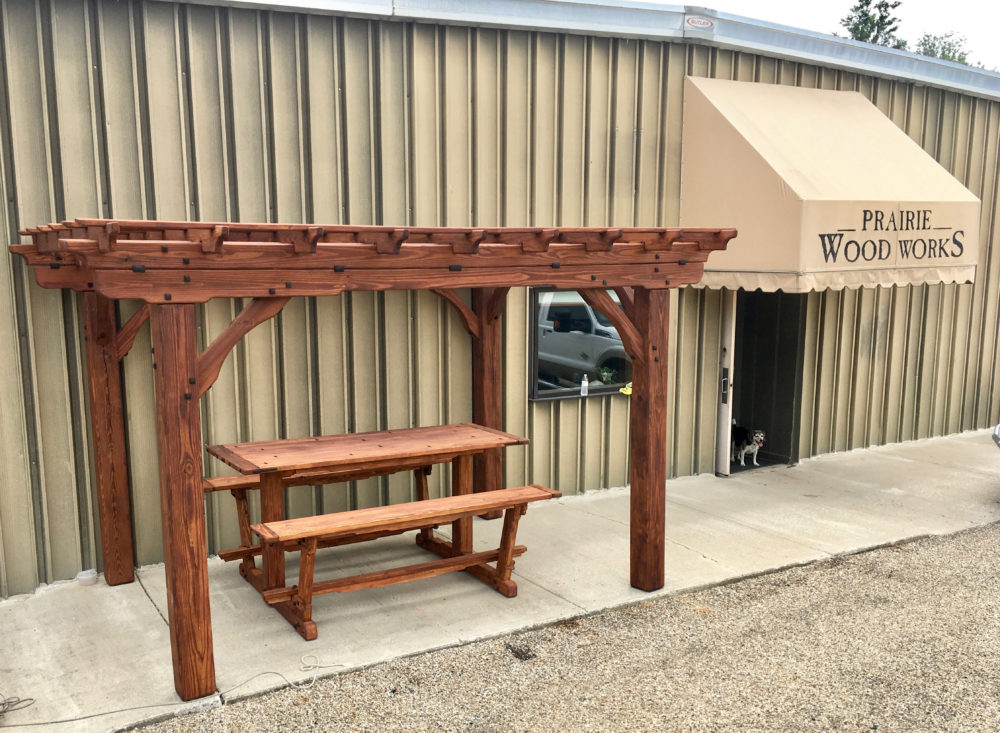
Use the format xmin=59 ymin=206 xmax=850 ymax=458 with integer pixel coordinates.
xmin=529 ymin=288 xmax=633 ymax=400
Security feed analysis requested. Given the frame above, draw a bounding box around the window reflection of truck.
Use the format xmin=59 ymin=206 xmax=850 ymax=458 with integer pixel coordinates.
xmin=536 ymin=290 xmax=632 ymax=389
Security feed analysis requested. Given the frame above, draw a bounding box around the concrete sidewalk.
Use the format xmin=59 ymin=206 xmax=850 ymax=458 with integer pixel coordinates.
xmin=2 ymin=430 xmax=999 ymax=731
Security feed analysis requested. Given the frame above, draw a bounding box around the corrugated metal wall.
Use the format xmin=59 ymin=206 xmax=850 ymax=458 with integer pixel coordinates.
xmin=1 ymin=1 xmax=998 ymax=597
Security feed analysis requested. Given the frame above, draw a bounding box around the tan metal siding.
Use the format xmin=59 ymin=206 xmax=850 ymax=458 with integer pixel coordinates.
xmin=2 ymin=1 xmax=1000 ymax=595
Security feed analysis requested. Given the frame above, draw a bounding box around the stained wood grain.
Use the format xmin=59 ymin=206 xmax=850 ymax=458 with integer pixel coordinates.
xmin=577 ymin=288 xmax=645 ymax=363
xmin=88 ymin=264 xmax=703 ymax=303
xmin=252 ymin=484 xmax=558 ymax=542
xmin=207 ymin=423 xmax=527 ymax=474
xmin=472 ymin=288 xmax=506 ymax=508
xmin=262 ymin=546 xmax=527 ymax=602
xmin=114 ymin=304 xmax=150 ymax=361
xmin=196 ymin=297 xmax=290 ymax=397
xmin=82 ymin=292 xmax=135 ymax=586
xmin=150 ymin=304 xmax=216 ymax=700
xmin=628 ymin=288 xmax=670 ymax=591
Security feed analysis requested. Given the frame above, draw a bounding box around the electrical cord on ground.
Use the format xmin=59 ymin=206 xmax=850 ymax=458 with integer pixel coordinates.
xmin=1 ymin=693 xmax=35 ymax=720
xmin=299 ymin=654 xmax=345 ymax=673
xmin=0 ymin=655 xmax=345 ymax=729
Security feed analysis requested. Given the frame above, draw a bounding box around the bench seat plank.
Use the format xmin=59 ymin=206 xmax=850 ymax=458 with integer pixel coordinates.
xmin=252 ymin=485 xmax=557 ymax=543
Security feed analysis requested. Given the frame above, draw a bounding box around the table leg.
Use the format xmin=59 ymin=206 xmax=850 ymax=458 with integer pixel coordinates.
xmin=150 ymin=304 xmax=216 ymax=701
xmin=451 ymin=454 xmax=473 ymax=554
xmin=259 ymin=471 xmax=286 ymax=589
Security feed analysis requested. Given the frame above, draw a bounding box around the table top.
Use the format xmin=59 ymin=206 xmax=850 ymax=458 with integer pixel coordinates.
xmin=207 ymin=422 xmax=527 ymax=475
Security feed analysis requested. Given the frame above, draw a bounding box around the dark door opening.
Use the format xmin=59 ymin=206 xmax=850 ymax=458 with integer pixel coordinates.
xmin=731 ymin=290 xmax=807 ymax=470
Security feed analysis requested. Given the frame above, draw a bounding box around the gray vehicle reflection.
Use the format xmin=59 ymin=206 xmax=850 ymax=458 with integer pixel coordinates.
xmin=536 ymin=291 xmax=632 ymax=391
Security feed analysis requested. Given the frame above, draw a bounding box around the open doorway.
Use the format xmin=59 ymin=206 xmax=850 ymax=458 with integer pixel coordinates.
xmin=729 ymin=290 xmax=808 ymax=472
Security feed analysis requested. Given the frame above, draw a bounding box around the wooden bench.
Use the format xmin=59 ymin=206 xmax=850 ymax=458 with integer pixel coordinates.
xmin=251 ymin=484 xmax=559 ymax=639
xmin=203 ymin=464 xmax=435 ymax=570
xmin=206 ymin=423 xmax=529 ymax=596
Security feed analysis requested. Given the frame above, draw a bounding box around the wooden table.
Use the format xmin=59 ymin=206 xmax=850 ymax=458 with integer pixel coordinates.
xmin=207 ymin=423 xmax=528 ymax=598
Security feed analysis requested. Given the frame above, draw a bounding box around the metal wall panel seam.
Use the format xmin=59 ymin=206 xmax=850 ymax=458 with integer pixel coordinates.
xmin=10 ymin=0 xmax=62 ymax=585
xmin=0 ymin=0 xmax=44 ymax=595
xmin=50 ymin=1 xmax=103 ymax=571
xmin=797 ymin=292 xmax=820 ymax=458
xmin=975 ymin=113 xmax=1000 ymax=421
xmin=129 ymin=0 xmax=157 ymax=219
xmin=960 ymin=100 xmax=990 ymax=426
xmin=217 ymin=7 xmax=240 ymax=220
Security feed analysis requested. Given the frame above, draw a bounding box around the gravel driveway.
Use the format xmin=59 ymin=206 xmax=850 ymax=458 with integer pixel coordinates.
xmin=140 ymin=523 xmax=1000 ymax=732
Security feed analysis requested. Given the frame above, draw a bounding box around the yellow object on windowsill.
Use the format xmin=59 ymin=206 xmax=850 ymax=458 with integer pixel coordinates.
xmin=619 ymin=382 xmax=632 ymax=396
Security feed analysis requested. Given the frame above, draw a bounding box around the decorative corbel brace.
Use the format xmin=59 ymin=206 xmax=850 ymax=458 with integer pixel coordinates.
xmin=196 ymin=297 xmax=291 ymax=397
xmin=431 ymin=288 xmax=481 ymax=339
xmin=115 ymin=304 xmax=151 ymax=361
xmin=577 ymin=288 xmax=645 ymax=364
xmin=432 ymin=286 xmax=509 ymax=341
xmin=482 ymin=287 xmax=510 ymax=325
xmin=612 ymin=287 xmax=635 ymax=321
xmin=358 ymin=228 xmax=410 ymax=254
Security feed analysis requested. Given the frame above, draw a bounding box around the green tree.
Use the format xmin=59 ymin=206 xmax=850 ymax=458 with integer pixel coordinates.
xmin=915 ymin=32 xmax=970 ymax=65
xmin=840 ymin=0 xmax=908 ymax=50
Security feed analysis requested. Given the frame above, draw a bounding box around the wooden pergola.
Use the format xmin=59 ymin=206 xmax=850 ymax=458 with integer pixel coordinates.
xmin=11 ymin=219 xmax=735 ymax=700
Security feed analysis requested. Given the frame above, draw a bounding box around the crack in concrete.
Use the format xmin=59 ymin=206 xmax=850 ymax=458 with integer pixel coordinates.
xmin=136 ymin=572 xmax=169 ymax=626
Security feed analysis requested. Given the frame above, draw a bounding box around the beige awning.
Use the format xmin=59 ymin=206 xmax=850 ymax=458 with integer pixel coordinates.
xmin=680 ymin=77 xmax=981 ymax=292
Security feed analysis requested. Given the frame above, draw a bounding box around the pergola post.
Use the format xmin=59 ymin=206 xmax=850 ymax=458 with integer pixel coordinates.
xmin=628 ymin=288 xmax=670 ymax=591
xmin=471 ymin=287 xmax=504 ymax=495
xmin=150 ymin=304 xmax=216 ymax=700
xmin=81 ymin=292 xmax=135 ymax=585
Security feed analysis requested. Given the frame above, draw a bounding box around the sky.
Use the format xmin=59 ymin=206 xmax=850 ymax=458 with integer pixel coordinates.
xmin=680 ymin=0 xmax=1000 ymax=71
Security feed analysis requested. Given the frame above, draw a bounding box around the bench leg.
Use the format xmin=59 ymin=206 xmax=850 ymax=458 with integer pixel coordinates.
xmin=292 ymin=537 xmax=318 ymax=640
xmin=493 ymin=506 xmax=522 ymax=592
xmin=417 ymin=503 xmax=526 ymax=598
xmin=269 ymin=536 xmax=319 ymax=641
xmin=230 ymin=488 xmax=258 ymax=579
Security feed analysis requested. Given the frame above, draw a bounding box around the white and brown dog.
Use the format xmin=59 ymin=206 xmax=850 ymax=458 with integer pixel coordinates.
xmin=731 ymin=424 xmax=765 ymax=467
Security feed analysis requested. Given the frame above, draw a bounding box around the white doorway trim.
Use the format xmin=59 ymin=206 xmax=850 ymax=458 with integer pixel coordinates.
xmin=715 ymin=289 xmax=737 ymax=476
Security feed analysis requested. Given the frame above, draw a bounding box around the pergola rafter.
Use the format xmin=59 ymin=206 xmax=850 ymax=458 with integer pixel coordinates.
xmin=11 ymin=219 xmax=735 ymax=701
